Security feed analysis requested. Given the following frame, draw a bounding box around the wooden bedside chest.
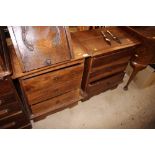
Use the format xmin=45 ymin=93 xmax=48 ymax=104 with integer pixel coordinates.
xmin=8 ymin=26 xmax=86 ymax=121
xmin=71 ymin=27 xmax=140 ymax=100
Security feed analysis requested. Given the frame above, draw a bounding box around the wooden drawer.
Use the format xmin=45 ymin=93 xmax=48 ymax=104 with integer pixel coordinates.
xmin=21 ymin=63 xmax=84 ymax=105
xmin=0 ymin=92 xmax=17 ymax=106
xmin=89 ymin=62 xmax=128 ymax=83
xmin=31 ymin=89 xmax=80 ymax=118
xmin=0 ymin=101 xmax=21 ymax=119
xmin=91 ymin=48 xmax=132 ymax=71
xmin=0 ymin=112 xmax=29 ymax=129
xmin=0 ymin=77 xmax=14 ymax=96
xmin=87 ymin=72 xmax=125 ymax=95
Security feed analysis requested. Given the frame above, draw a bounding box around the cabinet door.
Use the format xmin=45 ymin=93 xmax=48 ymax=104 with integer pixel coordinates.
xmin=9 ymin=26 xmax=73 ymax=72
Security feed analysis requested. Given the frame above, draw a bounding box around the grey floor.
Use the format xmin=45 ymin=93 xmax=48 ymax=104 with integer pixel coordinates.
xmin=32 ymin=74 xmax=155 ymax=129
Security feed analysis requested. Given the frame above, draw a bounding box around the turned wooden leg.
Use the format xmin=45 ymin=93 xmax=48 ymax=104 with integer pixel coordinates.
xmin=124 ymin=67 xmax=140 ymax=90
xmin=124 ymin=61 xmax=146 ymax=90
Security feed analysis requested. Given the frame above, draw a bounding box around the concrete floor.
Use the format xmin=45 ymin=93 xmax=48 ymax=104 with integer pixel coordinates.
xmin=32 ymin=74 xmax=155 ymax=129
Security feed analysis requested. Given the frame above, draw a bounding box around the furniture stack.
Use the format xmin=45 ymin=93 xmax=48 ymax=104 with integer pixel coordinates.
xmin=0 ymin=26 xmax=140 ymax=128
xmin=71 ymin=27 xmax=140 ymax=99
xmin=0 ymin=28 xmax=31 ymax=129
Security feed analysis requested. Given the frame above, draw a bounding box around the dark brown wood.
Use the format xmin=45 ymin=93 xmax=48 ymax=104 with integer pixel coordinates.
xmin=0 ymin=101 xmax=21 ymax=119
xmin=71 ymin=27 xmax=140 ymax=57
xmin=0 ymin=111 xmax=30 ymax=129
xmin=71 ymin=27 xmax=139 ymax=100
xmin=19 ymin=60 xmax=84 ymax=120
xmin=0 ymin=29 xmax=32 ymax=128
xmin=8 ymin=26 xmax=73 ymax=72
xmin=124 ymin=27 xmax=155 ymax=90
xmin=89 ymin=62 xmax=128 ymax=83
xmin=0 ymin=77 xmax=32 ymax=129
xmin=0 ymin=28 xmax=12 ymax=78
xmin=8 ymin=33 xmax=85 ymax=121
xmin=87 ymin=72 xmax=125 ymax=96
xmin=0 ymin=92 xmax=17 ymax=105
xmin=31 ymin=89 xmax=81 ymax=119
xmin=0 ymin=77 xmax=14 ymax=95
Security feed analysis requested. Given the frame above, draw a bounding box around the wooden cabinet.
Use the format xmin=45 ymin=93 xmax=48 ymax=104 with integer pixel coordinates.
xmin=9 ymin=26 xmax=85 ymax=121
xmin=0 ymin=28 xmax=31 ymax=129
xmin=0 ymin=77 xmax=31 ymax=129
xmin=19 ymin=60 xmax=84 ymax=120
xmin=5 ymin=26 xmax=140 ymax=123
xmin=71 ymin=27 xmax=140 ymax=100
xmin=81 ymin=50 xmax=133 ymax=100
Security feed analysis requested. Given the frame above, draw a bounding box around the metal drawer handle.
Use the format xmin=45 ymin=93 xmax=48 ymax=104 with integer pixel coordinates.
xmin=0 ymin=109 xmax=8 ymax=116
xmin=135 ymin=54 xmax=139 ymax=58
xmin=1 ymin=121 xmax=16 ymax=129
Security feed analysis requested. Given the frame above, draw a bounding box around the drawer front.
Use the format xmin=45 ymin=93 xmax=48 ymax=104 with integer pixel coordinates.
xmin=91 ymin=48 xmax=132 ymax=71
xmin=0 ymin=112 xmax=28 ymax=129
xmin=21 ymin=63 xmax=84 ymax=105
xmin=89 ymin=62 xmax=128 ymax=83
xmin=87 ymin=72 xmax=125 ymax=94
xmin=0 ymin=102 xmax=21 ymax=119
xmin=0 ymin=92 xmax=17 ymax=106
xmin=31 ymin=89 xmax=80 ymax=118
xmin=0 ymin=77 xmax=13 ymax=96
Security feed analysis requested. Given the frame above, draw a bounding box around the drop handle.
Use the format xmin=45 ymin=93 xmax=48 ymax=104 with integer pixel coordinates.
xmin=0 ymin=109 xmax=9 ymax=116
xmin=134 ymin=54 xmax=139 ymax=58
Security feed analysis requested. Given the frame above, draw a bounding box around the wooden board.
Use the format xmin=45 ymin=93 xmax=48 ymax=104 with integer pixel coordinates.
xmin=9 ymin=26 xmax=73 ymax=72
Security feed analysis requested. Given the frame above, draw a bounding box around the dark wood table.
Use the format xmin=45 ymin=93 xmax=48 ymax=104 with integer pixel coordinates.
xmin=124 ymin=27 xmax=155 ymax=90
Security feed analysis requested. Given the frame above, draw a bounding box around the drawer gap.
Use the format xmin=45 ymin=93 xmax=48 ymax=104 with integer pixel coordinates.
xmin=89 ymin=72 xmax=124 ymax=85
xmin=23 ymin=62 xmax=82 ymax=80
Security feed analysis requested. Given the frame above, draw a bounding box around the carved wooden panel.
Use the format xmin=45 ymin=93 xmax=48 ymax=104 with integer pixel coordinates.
xmin=9 ymin=26 xmax=73 ymax=72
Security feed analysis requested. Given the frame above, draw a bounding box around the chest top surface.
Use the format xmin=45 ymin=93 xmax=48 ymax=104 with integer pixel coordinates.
xmin=71 ymin=27 xmax=140 ymax=57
